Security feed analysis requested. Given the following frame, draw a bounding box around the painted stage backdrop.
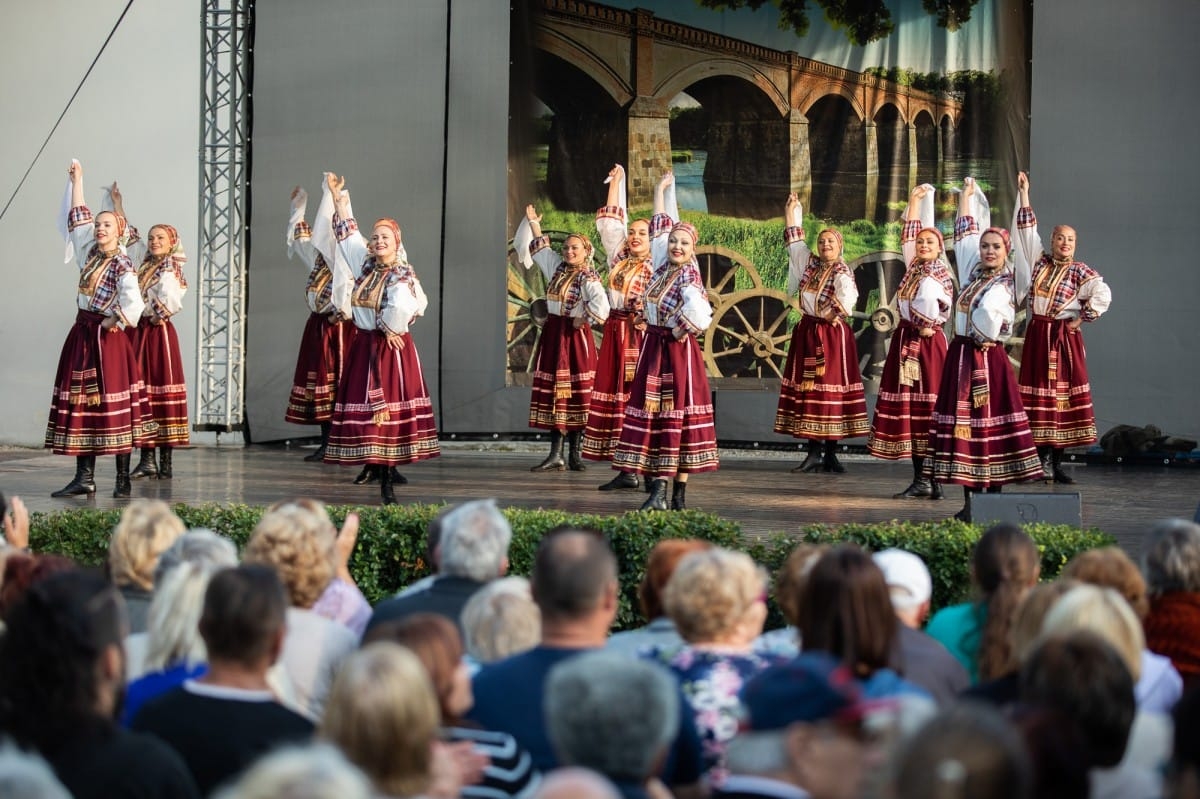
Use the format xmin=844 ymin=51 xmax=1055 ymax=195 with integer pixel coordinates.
xmin=506 ymin=0 xmax=1030 ymax=395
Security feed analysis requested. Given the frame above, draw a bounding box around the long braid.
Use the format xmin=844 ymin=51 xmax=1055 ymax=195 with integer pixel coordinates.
xmin=974 ymin=525 xmax=1040 ymax=680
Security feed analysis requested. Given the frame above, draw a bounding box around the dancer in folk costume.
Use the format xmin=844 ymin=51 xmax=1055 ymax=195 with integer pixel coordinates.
xmin=47 ymin=160 xmax=154 ymax=498
xmin=613 ymin=173 xmax=719 ymax=511
xmin=1012 ymin=171 xmax=1112 ymax=484
xmin=868 ymin=184 xmax=955 ymax=500
xmin=109 ymin=185 xmax=190 ymax=482
xmin=283 ymin=178 xmax=357 ymax=467
xmin=927 ymin=178 xmax=1043 ymax=521
xmin=324 ymin=174 xmax=440 ymax=505
xmin=513 ymin=203 xmax=610 ymax=473
xmin=583 ymin=164 xmax=664 ymax=491
xmin=774 ymin=193 xmax=869 ymax=473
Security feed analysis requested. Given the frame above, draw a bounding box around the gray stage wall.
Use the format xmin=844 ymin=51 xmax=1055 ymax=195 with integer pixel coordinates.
xmin=3 ymin=1 xmax=1196 ymax=450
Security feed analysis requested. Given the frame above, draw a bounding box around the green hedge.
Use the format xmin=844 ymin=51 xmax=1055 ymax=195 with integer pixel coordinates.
xmin=29 ymin=505 xmax=1114 ymax=632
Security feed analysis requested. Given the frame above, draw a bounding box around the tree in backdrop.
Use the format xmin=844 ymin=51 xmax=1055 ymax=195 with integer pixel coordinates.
xmin=696 ymin=0 xmax=982 ymax=45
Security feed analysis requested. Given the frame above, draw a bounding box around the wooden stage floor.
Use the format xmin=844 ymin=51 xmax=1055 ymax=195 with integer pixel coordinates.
xmin=3 ymin=444 xmax=1198 ymax=554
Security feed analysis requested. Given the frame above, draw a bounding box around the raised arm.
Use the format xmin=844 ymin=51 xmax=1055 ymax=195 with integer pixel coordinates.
xmin=784 ymin=193 xmax=811 ymax=297
xmin=649 ymin=172 xmax=676 ymax=269
xmin=953 ymin=178 xmax=981 ymax=285
xmin=1010 ymin=172 xmax=1038 ymax=303
xmin=111 ymin=182 xmax=145 ymax=264
xmin=901 ymin=184 xmax=931 ymax=267
xmin=331 ymin=175 xmax=369 ymax=271
xmin=595 ymin=164 xmax=628 ymax=266
xmin=523 ymin=204 xmax=560 ymax=281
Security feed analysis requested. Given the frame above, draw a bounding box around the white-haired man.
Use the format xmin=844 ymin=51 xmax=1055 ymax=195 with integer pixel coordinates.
xmin=365 ymin=499 xmax=511 ymax=636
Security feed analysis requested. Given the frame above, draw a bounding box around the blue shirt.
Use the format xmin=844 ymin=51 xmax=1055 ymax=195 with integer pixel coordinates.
xmin=926 ymin=601 xmax=985 ymax=682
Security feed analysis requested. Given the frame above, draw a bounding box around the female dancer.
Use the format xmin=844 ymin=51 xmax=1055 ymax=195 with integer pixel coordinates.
xmin=1013 ymin=172 xmax=1112 ymax=483
xmin=868 ymin=185 xmax=954 ymax=499
xmin=110 ymin=186 xmax=190 ymax=481
xmin=927 ymin=178 xmax=1042 ymax=520
xmin=283 ymin=179 xmax=356 ymax=467
xmin=774 ymin=193 xmax=869 ymax=473
xmin=513 ymin=204 xmax=610 ymax=472
xmin=613 ymin=175 xmax=719 ymax=510
xmin=325 ymin=174 xmax=440 ymax=504
xmin=47 ymin=160 xmax=153 ymax=498
xmin=583 ymin=164 xmax=657 ymax=491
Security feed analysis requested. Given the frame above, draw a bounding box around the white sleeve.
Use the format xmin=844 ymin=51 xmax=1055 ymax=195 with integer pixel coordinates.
xmin=596 ymin=213 xmax=627 ymax=268
xmin=531 ymin=244 xmax=560 ymax=282
xmin=972 ymin=282 xmax=1016 ymax=343
xmin=679 ymin=283 xmax=713 ymax=332
xmin=955 ymin=221 xmax=981 ymax=286
xmin=512 ymin=218 xmax=535 ymax=269
xmin=114 ymin=270 xmax=146 ymax=328
xmin=580 ymin=275 xmax=611 ymax=324
xmin=285 ymin=195 xmax=307 ymax=259
xmin=912 ymin=275 xmax=951 ymax=326
xmin=336 ymin=221 xmax=370 ymax=278
xmin=381 ymin=278 xmax=423 ymax=335
xmin=1011 ymin=207 xmax=1041 ymax=305
xmin=786 ymin=241 xmax=813 ymax=297
xmin=832 ymin=269 xmax=858 ymax=314
xmin=1080 ymin=274 xmax=1113 ymax=319
xmin=69 ymin=218 xmax=97 ymax=271
xmin=148 ymin=270 xmax=186 ymax=318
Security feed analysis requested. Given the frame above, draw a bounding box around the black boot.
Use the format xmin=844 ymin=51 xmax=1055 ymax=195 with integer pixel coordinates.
xmin=113 ymin=453 xmax=132 ymax=498
xmin=894 ymin=456 xmax=933 ymax=499
xmin=823 ymin=440 xmax=846 ymax=474
xmin=157 ymin=446 xmax=173 ymax=479
xmin=304 ymin=422 xmax=331 ymax=462
xmin=1037 ymin=446 xmax=1054 ymax=483
xmin=1050 ymin=448 xmax=1075 ymax=484
xmin=130 ymin=447 xmax=158 ymax=480
xmin=953 ymin=486 xmax=972 ymax=522
xmin=353 ymin=465 xmax=379 ymax=485
xmin=566 ymin=431 xmax=586 ymax=471
xmin=598 ymin=471 xmax=639 ymax=491
xmin=390 ymin=467 xmax=408 ymax=485
xmin=930 ymin=480 xmax=944 ymax=500
xmin=671 ymin=480 xmax=687 ymax=511
xmin=639 ymin=479 xmax=669 ymax=511
xmin=52 ymin=455 xmax=97 ymax=497
xmin=531 ymin=430 xmax=566 ymax=472
xmin=986 ymin=484 xmax=1002 ymax=493
xmin=380 ymin=466 xmax=396 ymax=505
xmin=792 ymin=440 xmax=824 ymax=473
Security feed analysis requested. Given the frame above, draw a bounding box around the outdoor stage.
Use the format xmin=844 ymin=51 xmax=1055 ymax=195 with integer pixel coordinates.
xmin=3 ymin=444 xmax=1198 ymax=555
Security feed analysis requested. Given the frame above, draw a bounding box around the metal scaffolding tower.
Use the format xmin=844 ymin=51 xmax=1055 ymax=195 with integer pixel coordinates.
xmin=195 ymin=0 xmax=253 ymax=434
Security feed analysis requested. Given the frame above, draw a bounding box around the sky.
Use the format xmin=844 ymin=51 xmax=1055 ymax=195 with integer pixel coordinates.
xmin=598 ymin=0 xmax=1002 ymax=74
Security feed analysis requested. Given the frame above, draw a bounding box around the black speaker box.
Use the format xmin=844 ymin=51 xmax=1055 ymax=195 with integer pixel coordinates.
xmin=968 ymin=492 xmax=1082 ymax=527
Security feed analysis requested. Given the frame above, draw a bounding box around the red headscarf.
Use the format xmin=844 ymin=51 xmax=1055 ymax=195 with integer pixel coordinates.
xmin=916 ymin=226 xmax=945 ymax=256
xmin=373 ymin=217 xmax=402 ymax=244
xmin=816 ymin=227 xmax=844 ymax=259
xmin=670 ymin=221 xmax=698 ymax=245
xmin=982 ymin=226 xmax=1012 ymax=254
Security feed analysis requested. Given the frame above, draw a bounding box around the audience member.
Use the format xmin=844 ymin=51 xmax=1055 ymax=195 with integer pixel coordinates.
xmin=0 ymin=552 xmax=75 ymax=623
xmin=131 ymin=565 xmax=314 ymax=795
xmin=211 ymin=744 xmax=373 ymax=799
xmin=321 ymin=642 xmax=455 ymax=799
xmin=0 ymin=569 xmax=200 ymax=798
xmin=310 ymin=508 xmax=372 ymax=636
xmin=1169 ymin=685 xmax=1200 ymax=799
xmin=927 ymin=523 xmax=1040 ymax=682
xmin=546 ymin=650 xmax=679 ymax=799
xmin=754 ymin=542 xmax=828 ymax=657
xmin=964 ymin=578 xmax=1078 ymax=706
xmin=242 ymin=499 xmax=359 ymax=718
xmin=367 ymin=613 xmax=541 ymax=798
xmin=1020 ymin=631 xmax=1157 ymax=799
xmin=1008 ymin=706 xmax=1090 ymax=799
xmin=391 ymin=504 xmax=454 ymax=600
xmin=468 ymin=527 xmax=704 ymax=793
xmin=872 ymin=548 xmax=969 ymax=704
xmin=125 ymin=527 xmax=240 ymax=678
xmin=717 ymin=652 xmax=883 ymax=799
xmin=605 ymin=538 xmax=712 ymax=658
xmin=367 ymin=499 xmax=512 ymax=636
xmin=460 ymin=576 xmax=541 ymax=667
xmin=121 ymin=561 xmax=219 ymax=725
xmin=1064 ymin=545 xmax=1183 ymax=712
xmin=107 ymin=499 xmax=186 ymax=633
xmin=890 ymin=702 xmax=1032 ymax=799
xmin=1142 ymin=519 xmax=1200 ymax=690
xmin=646 ymin=547 xmax=781 ymax=782
xmin=797 ymin=545 xmax=930 ymax=706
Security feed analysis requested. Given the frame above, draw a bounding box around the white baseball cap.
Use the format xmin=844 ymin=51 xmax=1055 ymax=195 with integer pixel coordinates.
xmin=872 ymin=549 xmax=932 ymax=610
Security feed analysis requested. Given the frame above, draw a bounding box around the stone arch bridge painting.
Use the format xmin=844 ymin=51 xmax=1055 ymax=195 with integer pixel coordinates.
xmin=507 ymin=0 xmax=1029 ymax=390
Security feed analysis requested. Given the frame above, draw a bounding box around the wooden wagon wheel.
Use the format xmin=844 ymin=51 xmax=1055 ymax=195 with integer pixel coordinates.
xmin=701 ymin=288 xmax=799 ymax=378
xmin=846 ymin=250 xmax=906 ymax=395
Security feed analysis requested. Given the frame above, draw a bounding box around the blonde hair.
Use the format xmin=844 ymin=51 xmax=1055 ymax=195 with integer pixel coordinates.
xmin=663 ymin=548 xmax=766 ymax=643
xmin=144 ymin=561 xmax=218 ymax=672
xmin=460 ymin=576 xmax=541 ymax=663
xmin=212 ymin=743 xmax=372 ymax=799
xmin=108 ymin=500 xmax=186 ymax=591
xmin=243 ymin=499 xmax=336 ymax=608
xmin=1009 ymin=578 xmax=1080 ymax=667
xmin=320 ymin=643 xmax=439 ymax=797
xmin=1040 ymin=584 xmax=1144 ymax=681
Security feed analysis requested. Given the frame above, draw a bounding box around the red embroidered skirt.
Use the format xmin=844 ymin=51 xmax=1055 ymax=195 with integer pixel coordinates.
xmin=582 ymin=310 xmax=644 ymax=460
xmin=130 ymin=320 xmax=190 ymax=446
xmin=324 ymin=329 xmax=440 ymax=466
xmin=1018 ymin=315 xmax=1097 ymax=447
xmin=612 ymin=326 xmax=719 ymax=477
xmin=925 ymin=336 xmax=1043 ymax=489
xmin=45 ymin=309 xmax=155 ymax=455
xmin=285 ymin=312 xmax=355 ymax=425
xmin=774 ymin=315 xmax=869 ymax=440
xmin=868 ymin=321 xmax=947 ymax=459
xmin=528 ymin=313 xmax=597 ymax=431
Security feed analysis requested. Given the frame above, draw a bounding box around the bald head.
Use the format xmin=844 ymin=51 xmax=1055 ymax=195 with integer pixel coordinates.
xmin=531 ymin=528 xmax=617 ymax=622
xmin=533 ymin=768 xmax=621 ymax=799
